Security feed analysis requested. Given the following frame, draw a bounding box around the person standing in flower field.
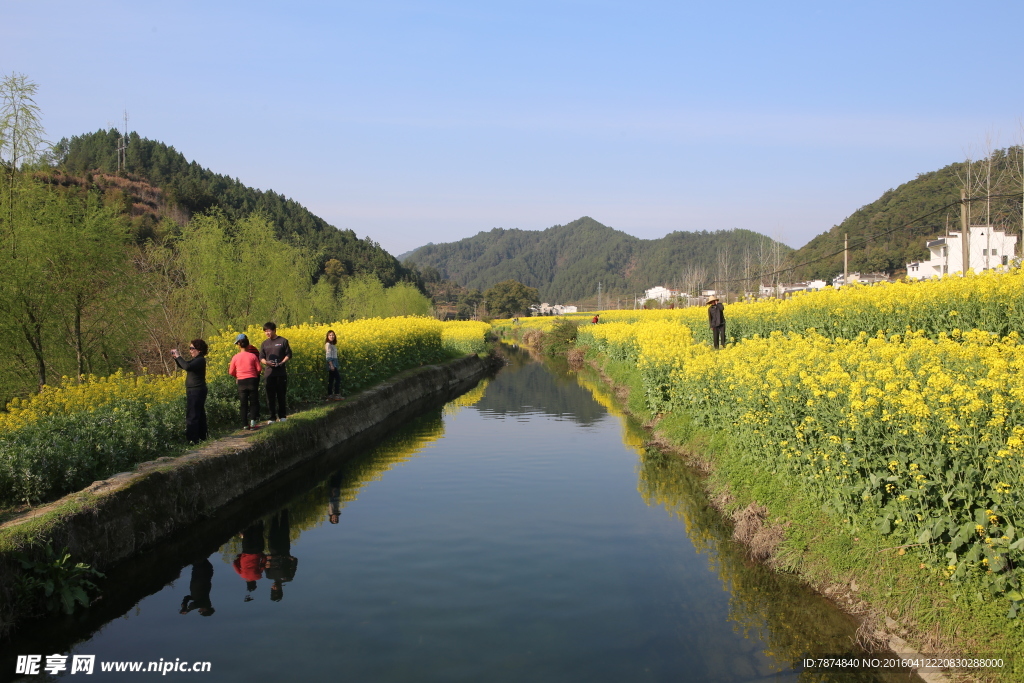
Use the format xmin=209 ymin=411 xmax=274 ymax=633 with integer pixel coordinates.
xmin=170 ymin=339 xmax=208 ymax=443
xmin=229 ymin=334 xmax=262 ymax=430
xmin=707 ymin=297 xmax=726 ymax=349
xmin=325 ymin=330 xmax=341 ymax=400
xmin=260 ymin=322 xmax=292 ymax=423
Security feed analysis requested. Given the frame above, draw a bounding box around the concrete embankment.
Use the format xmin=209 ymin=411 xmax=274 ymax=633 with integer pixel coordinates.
xmin=0 ymin=353 xmax=496 ymax=637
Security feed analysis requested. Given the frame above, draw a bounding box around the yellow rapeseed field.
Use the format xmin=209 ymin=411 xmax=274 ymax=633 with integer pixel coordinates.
xmin=0 ymin=317 xmax=491 ymax=507
xmin=571 ymin=269 xmax=1024 ymax=613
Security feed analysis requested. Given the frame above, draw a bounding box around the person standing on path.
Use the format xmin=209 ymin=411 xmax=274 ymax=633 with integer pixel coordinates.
xmin=707 ymin=297 xmax=726 ymax=350
xmin=325 ymin=330 xmax=341 ymax=400
xmin=260 ymin=322 xmax=292 ymax=422
xmin=229 ymin=334 xmax=262 ymax=429
xmin=170 ymin=339 xmax=208 ymax=443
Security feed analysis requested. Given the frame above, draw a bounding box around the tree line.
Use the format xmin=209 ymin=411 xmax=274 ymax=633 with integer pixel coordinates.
xmin=0 ymin=74 xmax=430 ymax=404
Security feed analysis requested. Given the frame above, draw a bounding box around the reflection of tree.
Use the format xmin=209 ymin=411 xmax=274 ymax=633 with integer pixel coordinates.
xmin=475 ymin=349 xmax=606 ymax=425
xmin=637 ymin=449 xmax=900 ymax=683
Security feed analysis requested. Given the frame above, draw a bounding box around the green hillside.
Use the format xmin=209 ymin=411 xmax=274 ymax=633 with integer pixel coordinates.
xmin=792 ymin=148 xmax=1024 ymax=280
xmin=402 ymin=217 xmax=791 ymax=302
xmin=55 ymin=129 xmax=411 ymax=286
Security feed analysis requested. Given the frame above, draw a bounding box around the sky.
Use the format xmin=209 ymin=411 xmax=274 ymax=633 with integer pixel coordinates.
xmin=3 ymin=0 xmax=1023 ymax=256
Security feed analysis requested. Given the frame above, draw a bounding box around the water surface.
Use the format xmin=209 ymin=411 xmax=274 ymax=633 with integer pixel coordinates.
xmin=4 ymin=349 xmax=912 ymax=682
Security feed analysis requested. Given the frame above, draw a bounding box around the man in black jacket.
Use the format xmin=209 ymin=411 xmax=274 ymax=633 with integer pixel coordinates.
xmin=260 ymin=322 xmax=292 ymax=422
xmin=707 ymin=297 xmax=726 ymax=350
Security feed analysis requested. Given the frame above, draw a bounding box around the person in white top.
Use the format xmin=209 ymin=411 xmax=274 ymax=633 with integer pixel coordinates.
xmin=325 ymin=330 xmax=341 ymax=400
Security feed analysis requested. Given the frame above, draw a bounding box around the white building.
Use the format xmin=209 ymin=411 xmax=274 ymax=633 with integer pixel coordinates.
xmin=759 ymin=280 xmax=828 ymax=297
xmin=638 ymin=286 xmax=682 ymax=304
xmin=833 ymin=272 xmax=890 ymax=287
xmin=906 ymin=226 xmax=1017 ymax=280
xmin=533 ymin=303 xmax=578 ymax=315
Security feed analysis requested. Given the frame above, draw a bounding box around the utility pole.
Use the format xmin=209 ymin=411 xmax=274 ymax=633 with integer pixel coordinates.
xmin=116 ymin=110 xmax=129 ymax=173
xmin=961 ymin=190 xmax=970 ymax=276
xmin=843 ymin=234 xmax=848 ymax=288
xmin=597 ymin=282 xmax=602 ymax=312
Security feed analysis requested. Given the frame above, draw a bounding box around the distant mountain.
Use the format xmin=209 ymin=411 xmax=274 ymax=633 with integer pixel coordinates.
xmin=397 ymin=244 xmax=432 ymax=262
xmin=791 ymin=148 xmax=1023 ymax=280
xmin=55 ymin=129 xmax=412 ymax=286
xmin=402 ymin=217 xmax=791 ymax=302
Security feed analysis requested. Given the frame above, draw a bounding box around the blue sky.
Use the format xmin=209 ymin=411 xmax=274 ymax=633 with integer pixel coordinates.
xmin=3 ymin=1 xmax=1022 ymax=255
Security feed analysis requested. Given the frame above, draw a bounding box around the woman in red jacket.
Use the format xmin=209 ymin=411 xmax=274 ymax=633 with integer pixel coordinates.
xmin=229 ymin=334 xmax=263 ymax=429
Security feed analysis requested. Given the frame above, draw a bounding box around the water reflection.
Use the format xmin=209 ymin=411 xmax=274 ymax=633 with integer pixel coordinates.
xmin=266 ymin=510 xmax=297 ymax=602
xmin=1 ymin=351 xmax=922 ymax=683
xmin=233 ymin=520 xmax=266 ymax=600
xmin=476 ymin=350 xmax=605 ymax=424
xmin=217 ymin=412 xmax=449 ymax=562
xmin=573 ymin=363 xmax=918 ymax=683
xmin=178 ymin=558 xmax=215 ymax=618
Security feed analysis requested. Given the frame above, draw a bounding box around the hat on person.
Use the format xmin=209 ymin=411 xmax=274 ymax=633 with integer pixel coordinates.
xmin=707 ymin=297 xmax=719 ymax=304
xmin=235 ymin=333 xmax=248 ymax=345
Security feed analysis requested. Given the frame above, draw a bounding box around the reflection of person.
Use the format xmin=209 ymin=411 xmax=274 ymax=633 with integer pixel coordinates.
xmin=229 ymin=334 xmax=262 ymax=430
xmin=265 ymin=510 xmax=298 ymax=602
xmin=325 ymin=330 xmax=341 ymax=400
xmin=327 ymin=470 xmax=342 ymax=524
xmin=179 ymin=557 xmax=216 ymax=617
xmin=171 ymin=339 xmax=208 ymax=444
xmin=260 ymin=322 xmax=292 ymax=423
xmin=233 ymin=521 xmax=266 ymax=601
xmin=707 ymin=297 xmax=726 ymax=350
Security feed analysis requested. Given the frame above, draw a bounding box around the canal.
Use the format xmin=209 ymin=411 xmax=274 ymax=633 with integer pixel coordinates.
xmin=4 ymin=348 xmax=914 ymax=682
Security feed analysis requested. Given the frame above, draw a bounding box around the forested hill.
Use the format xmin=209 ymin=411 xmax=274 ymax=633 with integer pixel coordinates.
xmin=791 ymin=148 xmax=1024 ymax=280
xmin=56 ymin=129 xmax=411 ymax=286
xmin=402 ymin=217 xmax=791 ymax=302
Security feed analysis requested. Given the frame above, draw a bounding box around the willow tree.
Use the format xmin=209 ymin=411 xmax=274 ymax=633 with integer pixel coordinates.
xmin=175 ymin=212 xmax=314 ymax=335
xmin=1 ymin=73 xmax=47 ymax=256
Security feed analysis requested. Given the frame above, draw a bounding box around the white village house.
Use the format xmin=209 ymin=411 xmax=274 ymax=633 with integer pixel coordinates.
xmin=759 ymin=280 xmax=828 ymax=297
xmin=832 ymin=272 xmax=890 ymax=287
xmin=637 ymin=286 xmax=683 ymax=305
xmin=906 ymin=226 xmax=1017 ymax=279
xmin=532 ymin=303 xmax=578 ymax=315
